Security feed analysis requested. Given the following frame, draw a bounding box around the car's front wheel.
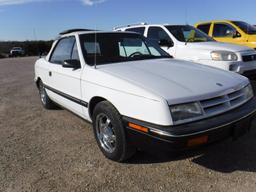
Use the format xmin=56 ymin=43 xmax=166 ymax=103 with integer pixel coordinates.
xmin=38 ymin=81 xmax=56 ymax=109
xmin=92 ymin=101 xmax=135 ymax=162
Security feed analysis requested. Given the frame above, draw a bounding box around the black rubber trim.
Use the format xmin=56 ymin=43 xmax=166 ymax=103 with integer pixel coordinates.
xmin=44 ymin=84 xmax=88 ymax=108
xmin=242 ymin=70 xmax=256 ymax=80
xmin=125 ymin=115 xmax=251 ymax=151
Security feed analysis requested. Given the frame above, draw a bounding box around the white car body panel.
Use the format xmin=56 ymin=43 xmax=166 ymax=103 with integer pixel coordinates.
xmin=81 ymin=67 xmax=172 ymax=125
xmin=94 ymin=59 xmax=247 ymax=104
xmin=34 ymin=31 xmax=250 ymax=126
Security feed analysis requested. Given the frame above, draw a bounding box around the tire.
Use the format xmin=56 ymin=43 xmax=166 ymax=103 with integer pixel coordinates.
xmin=92 ymin=101 xmax=135 ymax=162
xmin=38 ymin=81 xmax=56 ymax=109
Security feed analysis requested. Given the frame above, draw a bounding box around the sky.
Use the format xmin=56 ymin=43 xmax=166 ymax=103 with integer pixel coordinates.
xmin=0 ymin=0 xmax=255 ymax=41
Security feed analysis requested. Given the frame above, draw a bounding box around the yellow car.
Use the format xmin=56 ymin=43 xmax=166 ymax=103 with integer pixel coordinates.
xmin=195 ymin=20 xmax=256 ymax=49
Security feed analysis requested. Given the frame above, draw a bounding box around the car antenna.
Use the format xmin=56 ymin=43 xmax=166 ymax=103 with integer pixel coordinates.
xmin=94 ymin=30 xmax=97 ymax=69
xmin=94 ymin=3 xmax=98 ymax=69
xmin=33 ymin=28 xmax=41 ymax=58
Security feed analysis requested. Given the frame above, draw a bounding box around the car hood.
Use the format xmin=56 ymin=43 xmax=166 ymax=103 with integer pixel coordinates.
xmin=98 ymin=59 xmax=248 ymax=105
xmin=185 ymin=41 xmax=253 ymax=52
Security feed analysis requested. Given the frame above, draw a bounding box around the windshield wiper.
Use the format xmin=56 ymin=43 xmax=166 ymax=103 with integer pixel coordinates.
xmin=185 ymin=37 xmax=195 ymax=45
xmin=126 ymin=55 xmax=172 ymax=61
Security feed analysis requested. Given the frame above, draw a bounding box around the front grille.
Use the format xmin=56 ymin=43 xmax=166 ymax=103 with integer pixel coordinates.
xmin=242 ymin=54 xmax=256 ymax=62
xmin=200 ymin=86 xmax=248 ymax=117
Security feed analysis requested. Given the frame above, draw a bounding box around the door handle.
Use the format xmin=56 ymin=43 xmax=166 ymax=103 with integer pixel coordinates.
xmin=49 ymin=71 xmax=52 ymax=77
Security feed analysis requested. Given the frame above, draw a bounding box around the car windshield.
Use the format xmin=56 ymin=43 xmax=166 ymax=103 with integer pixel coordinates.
xmin=165 ymin=25 xmax=214 ymax=42
xmin=232 ymin=21 xmax=256 ymax=35
xmin=79 ymin=33 xmax=171 ymax=65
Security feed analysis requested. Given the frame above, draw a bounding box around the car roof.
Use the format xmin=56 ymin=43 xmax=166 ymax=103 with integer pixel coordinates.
xmin=195 ymin=20 xmax=233 ymax=25
xmin=114 ymin=23 xmax=195 ymax=31
xmin=115 ymin=24 xmax=165 ymax=28
xmin=59 ymin=28 xmax=95 ymax=35
xmin=59 ymin=30 xmax=141 ymax=38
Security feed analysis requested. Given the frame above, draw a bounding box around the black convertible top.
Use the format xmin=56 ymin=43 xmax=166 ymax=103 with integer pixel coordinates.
xmin=59 ymin=28 xmax=96 ymax=35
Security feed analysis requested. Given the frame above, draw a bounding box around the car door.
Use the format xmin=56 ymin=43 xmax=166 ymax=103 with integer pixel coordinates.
xmin=211 ymin=22 xmax=245 ymax=46
xmin=146 ymin=26 xmax=175 ymax=56
xmin=46 ymin=36 xmax=84 ymax=116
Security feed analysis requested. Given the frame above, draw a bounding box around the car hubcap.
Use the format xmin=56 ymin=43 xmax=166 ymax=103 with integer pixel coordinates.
xmin=96 ymin=114 xmax=116 ymax=153
xmin=39 ymin=84 xmax=46 ymax=105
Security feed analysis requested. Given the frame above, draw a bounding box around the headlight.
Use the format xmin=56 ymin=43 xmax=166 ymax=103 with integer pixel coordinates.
xmin=211 ymin=51 xmax=238 ymax=61
xmin=244 ymin=84 xmax=254 ymax=99
xmin=170 ymin=102 xmax=203 ymax=124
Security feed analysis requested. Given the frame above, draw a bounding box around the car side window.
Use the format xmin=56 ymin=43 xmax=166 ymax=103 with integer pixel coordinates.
xmin=125 ymin=27 xmax=145 ymax=35
xmin=197 ymin=24 xmax=211 ymax=34
xmin=71 ymin=42 xmax=79 ymax=60
xmin=213 ymin=23 xmax=236 ymax=37
xmin=147 ymin=27 xmax=171 ymax=42
xmin=50 ymin=37 xmax=75 ymax=64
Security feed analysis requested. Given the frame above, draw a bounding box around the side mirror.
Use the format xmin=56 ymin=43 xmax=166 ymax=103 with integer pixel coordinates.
xmin=233 ymin=31 xmax=241 ymax=38
xmin=158 ymin=39 xmax=174 ymax=48
xmin=63 ymin=59 xmax=81 ymax=69
xmin=39 ymin=51 xmax=48 ymax=58
xmin=226 ymin=30 xmax=241 ymax=38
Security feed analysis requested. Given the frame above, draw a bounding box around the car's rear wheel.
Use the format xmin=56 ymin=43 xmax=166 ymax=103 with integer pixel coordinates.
xmin=38 ymin=81 xmax=56 ymax=109
xmin=92 ymin=101 xmax=135 ymax=162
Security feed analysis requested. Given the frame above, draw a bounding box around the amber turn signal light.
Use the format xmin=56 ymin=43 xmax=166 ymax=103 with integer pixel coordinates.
xmin=187 ymin=135 xmax=208 ymax=147
xmin=128 ymin=123 xmax=149 ymax=133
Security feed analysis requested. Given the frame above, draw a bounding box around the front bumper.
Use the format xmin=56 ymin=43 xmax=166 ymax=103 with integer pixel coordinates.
xmin=10 ymin=51 xmax=23 ymax=56
xmin=123 ymin=97 xmax=256 ymax=151
xmin=198 ymin=60 xmax=256 ymax=79
xmin=232 ymin=60 xmax=256 ymax=79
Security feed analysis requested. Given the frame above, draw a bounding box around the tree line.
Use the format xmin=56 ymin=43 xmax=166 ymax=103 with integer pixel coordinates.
xmin=0 ymin=40 xmax=53 ymax=58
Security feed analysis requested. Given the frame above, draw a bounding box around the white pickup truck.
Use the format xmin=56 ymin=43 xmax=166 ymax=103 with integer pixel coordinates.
xmin=115 ymin=24 xmax=256 ymax=79
xmin=34 ymin=29 xmax=256 ymax=162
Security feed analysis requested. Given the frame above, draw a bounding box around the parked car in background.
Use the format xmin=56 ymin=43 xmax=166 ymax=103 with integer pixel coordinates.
xmin=195 ymin=20 xmax=256 ymax=49
xmin=115 ymin=23 xmax=256 ymax=79
xmin=34 ymin=29 xmax=256 ymax=162
xmin=9 ymin=47 xmax=25 ymax=57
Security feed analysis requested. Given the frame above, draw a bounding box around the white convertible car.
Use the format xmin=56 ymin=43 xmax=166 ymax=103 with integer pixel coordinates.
xmin=34 ymin=29 xmax=256 ymax=161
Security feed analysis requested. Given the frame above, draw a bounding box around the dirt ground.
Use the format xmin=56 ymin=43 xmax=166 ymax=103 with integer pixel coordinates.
xmin=1 ymin=57 xmax=256 ymax=192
